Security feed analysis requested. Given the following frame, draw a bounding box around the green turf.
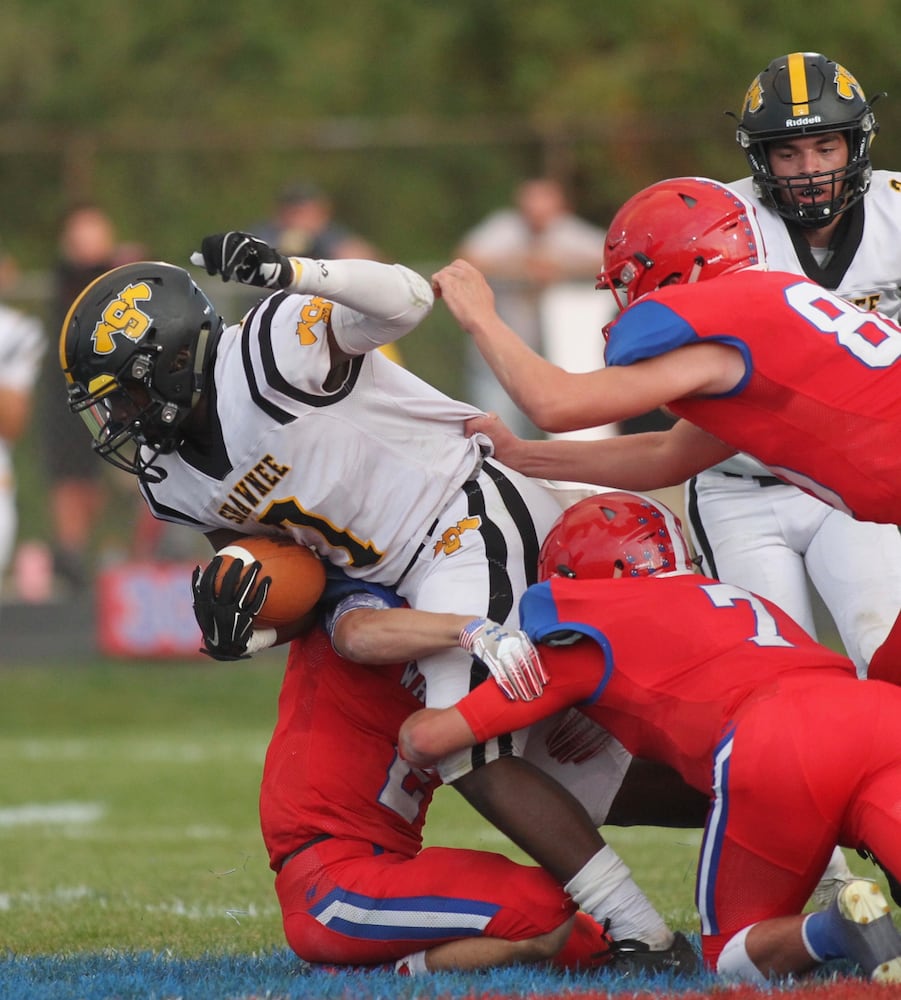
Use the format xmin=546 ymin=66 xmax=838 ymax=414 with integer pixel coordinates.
xmin=0 ymin=654 xmax=883 ymax=959
xmin=0 ymin=656 xmax=286 ymax=955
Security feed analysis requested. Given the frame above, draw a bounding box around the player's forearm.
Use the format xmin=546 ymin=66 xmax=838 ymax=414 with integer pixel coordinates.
xmin=332 ymin=608 xmax=475 ymax=665
xmin=464 ymin=312 xmax=577 ymax=430
xmin=464 ymin=319 xmax=663 ymax=434
xmin=492 ymin=432 xmax=688 ymax=490
xmin=288 ymin=258 xmax=434 ymax=352
xmin=399 ymin=706 xmax=477 ymax=768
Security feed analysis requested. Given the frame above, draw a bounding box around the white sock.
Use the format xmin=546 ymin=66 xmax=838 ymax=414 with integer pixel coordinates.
xmin=565 ymin=845 xmax=673 ymax=950
xmin=395 ymin=950 xmax=429 ymax=975
xmin=717 ymin=925 xmax=768 ymax=984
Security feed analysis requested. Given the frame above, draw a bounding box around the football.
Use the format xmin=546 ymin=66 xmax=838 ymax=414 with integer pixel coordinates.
xmin=213 ymin=536 xmax=327 ymax=629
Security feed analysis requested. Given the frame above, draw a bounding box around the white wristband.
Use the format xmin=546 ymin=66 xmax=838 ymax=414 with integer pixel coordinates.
xmin=246 ymin=628 xmax=277 ymax=656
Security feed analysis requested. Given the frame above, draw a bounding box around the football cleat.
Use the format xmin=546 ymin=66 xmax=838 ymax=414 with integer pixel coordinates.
xmin=835 ymin=879 xmax=901 ymax=982
xmin=608 ymin=930 xmax=700 ymax=977
xmin=858 ymin=847 xmax=901 ymax=907
xmin=811 ymin=848 xmax=859 ymax=910
xmin=811 ymin=873 xmax=858 ymax=911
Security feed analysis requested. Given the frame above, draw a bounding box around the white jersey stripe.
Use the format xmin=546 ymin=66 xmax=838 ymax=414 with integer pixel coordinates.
xmin=311 ymin=889 xmax=496 ymax=940
xmin=697 ymin=725 xmax=735 ymax=936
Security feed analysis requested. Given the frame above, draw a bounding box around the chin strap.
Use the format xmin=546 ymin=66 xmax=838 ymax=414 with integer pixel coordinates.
xmin=191 ymin=325 xmax=213 ymax=406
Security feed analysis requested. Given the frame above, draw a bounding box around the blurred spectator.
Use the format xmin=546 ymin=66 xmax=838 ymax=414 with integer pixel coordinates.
xmin=40 ymin=203 xmax=143 ymax=589
xmin=456 ymin=178 xmax=614 ymax=440
xmin=248 ymin=181 xmax=405 ymax=368
xmin=0 ymin=243 xmax=45 ymax=601
xmin=252 ymin=180 xmax=381 ymax=260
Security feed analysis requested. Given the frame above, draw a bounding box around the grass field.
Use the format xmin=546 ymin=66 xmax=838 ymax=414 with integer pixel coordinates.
xmin=0 ymin=653 xmax=893 ymax=998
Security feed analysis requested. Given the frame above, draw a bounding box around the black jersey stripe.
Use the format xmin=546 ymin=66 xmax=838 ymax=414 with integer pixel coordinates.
xmin=462 ymin=464 xmax=551 ymax=768
xmin=482 ymin=460 xmax=541 ymax=587
xmin=243 ymin=292 xmax=365 ymax=418
xmin=686 ymin=476 xmax=719 ymax=579
xmin=242 ymin=293 xmax=297 ymax=425
xmin=139 ymin=480 xmax=207 ymax=527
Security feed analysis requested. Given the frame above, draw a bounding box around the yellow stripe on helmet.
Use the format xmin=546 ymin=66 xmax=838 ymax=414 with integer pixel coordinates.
xmin=787 ymin=52 xmax=810 ymax=117
xmin=86 ymin=373 xmax=118 ymax=398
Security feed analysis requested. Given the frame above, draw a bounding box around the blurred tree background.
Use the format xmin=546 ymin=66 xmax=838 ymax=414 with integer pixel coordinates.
xmin=2 ymin=0 xmax=900 ymax=542
xmin=3 ymin=1 xmax=899 ymax=270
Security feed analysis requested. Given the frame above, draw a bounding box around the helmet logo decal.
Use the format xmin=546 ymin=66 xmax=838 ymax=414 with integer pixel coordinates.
xmin=833 ymin=63 xmax=864 ymax=102
xmin=91 ymin=281 xmax=153 ymax=356
xmin=742 ymin=75 xmax=764 ymax=116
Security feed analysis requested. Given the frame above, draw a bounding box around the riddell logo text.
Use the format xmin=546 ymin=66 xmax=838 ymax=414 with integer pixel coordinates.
xmin=786 ymin=115 xmax=822 ymax=127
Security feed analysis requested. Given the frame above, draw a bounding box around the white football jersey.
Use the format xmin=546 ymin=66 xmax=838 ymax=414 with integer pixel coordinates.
xmin=140 ymin=289 xmax=488 ymax=583
xmin=0 ymin=303 xmax=44 ymax=481
xmin=716 ymin=170 xmax=901 ymax=475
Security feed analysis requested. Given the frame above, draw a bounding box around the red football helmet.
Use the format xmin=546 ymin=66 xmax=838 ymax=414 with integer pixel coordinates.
xmin=596 ymin=177 xmax=765 ymax=311
xmin=538 ymin=491 xmax=695 ymax=581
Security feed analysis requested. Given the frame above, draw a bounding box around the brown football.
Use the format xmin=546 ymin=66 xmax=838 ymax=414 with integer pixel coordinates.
xmin=213 ymin=536 xmax=326 ymax=629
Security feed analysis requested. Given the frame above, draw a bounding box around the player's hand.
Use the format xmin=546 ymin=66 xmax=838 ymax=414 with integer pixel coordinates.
xmin=191 ymin=555 xmax=272 ymax=660
xmin=194 ymin=232 xmax=292 ymax=288
xmin=430 ymin=259 xmax=497 ymax=334
xmin=545 ymin=708 xmax=611 ymax=764
xmin=459 ymin=618 xmax=548 ymax=700
xmin=464 ymin=411 xmax=525 ymax=469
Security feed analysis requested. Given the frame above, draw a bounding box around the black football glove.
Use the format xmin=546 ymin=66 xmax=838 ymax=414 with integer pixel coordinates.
xmin=191 ymin=555 xmax=272 ymax=661
xmin=198 ymin=232 xmax=293 ymax=288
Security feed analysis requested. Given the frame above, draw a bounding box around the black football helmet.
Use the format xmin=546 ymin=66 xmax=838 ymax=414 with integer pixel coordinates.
xmin=735 ymin=52 xmax=879 ymax=227
xmin=60 ymin=261 xmax=222 ymax=481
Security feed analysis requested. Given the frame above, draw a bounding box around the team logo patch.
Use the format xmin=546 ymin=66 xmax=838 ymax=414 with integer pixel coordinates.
xmin=91 ymin=281 xmax=153 ymax=356
xmin=295 ymin=296 xmax=333 ymax=346
xmin=742 ymin=75 xmax=764 ymax=116
xmin=833 ymin=63 xmax=864 ymax=102
xmin=433 ymin=516 xmax=481 ymax=557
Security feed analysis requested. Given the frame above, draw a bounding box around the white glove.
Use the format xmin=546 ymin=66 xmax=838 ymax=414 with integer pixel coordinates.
xmin=458 ymin=618 xmax=548 ymax=701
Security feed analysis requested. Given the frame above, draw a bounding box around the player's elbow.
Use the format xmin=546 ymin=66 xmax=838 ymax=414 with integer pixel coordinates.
xmin=396 ymin=264 xmax=435 ymax=317
xmin=521 ymin=371 xmax=611 ymax=434
xmin=520 ymin=384 xmax=583 ymax=434
xmin=398 ymin=710 xmax=446 ymax=769
xmin=330 ymin=608 xmax=401 ymax=664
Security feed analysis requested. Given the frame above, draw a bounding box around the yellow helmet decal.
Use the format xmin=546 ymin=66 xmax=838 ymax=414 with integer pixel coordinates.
xmin=743 ymin=75 xmax=764 ymax=116
xmin=86 ymin=373 xmax=118 ymax=398
xmin=60 ymin=263 xmax=153 ymax=381
xmin=833 ymin=62 xmax=864 ymax=102
xmin=90 ymin=281 xmax=153 ymax=356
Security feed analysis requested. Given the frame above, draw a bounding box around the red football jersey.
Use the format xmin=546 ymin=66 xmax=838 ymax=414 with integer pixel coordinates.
xmin=604 ymin=268 xmax=901 ymax=523
xmin=457 ymin=574 xmax=854 ymax=791
xmin=260 ymin=628 xmax=438 ymax=871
